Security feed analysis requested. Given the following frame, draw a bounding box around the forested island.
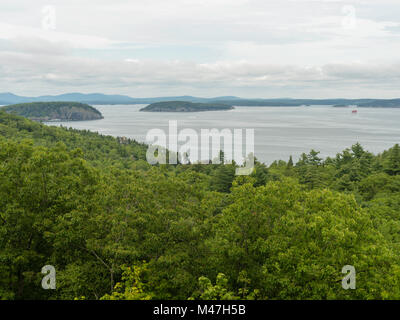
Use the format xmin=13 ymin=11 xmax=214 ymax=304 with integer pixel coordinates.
xmin=2 ymin=92 xmax=400 ymax=107
xmin=1 ymin=109 xmax=400 ymax=300
xmin=139 ymin=101 xmax=234 ymax=112
xmin=1 ymin=102 xmax=103 ymax=122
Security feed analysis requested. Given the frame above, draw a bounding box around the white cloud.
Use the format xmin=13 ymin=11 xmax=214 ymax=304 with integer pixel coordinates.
xmin=0 ymin=0 xmax=399 ymax=97
xmin=0 ymin=22 xmax=115 ymax=49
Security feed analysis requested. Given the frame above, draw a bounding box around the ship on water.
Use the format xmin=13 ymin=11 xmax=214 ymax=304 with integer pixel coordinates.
xmin=348 ymin=105 xmax=358 ymax=113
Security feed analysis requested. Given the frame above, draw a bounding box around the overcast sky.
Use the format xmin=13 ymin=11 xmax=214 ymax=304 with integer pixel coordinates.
xmin=1 ymin=0 xmax=400 ymax=98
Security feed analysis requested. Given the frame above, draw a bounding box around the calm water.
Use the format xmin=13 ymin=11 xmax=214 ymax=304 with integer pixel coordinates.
xmin=46 ymin=105 xmax=400 ymax=165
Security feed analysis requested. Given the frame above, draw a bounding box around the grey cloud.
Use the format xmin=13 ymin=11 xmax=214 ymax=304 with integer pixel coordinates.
xmin=1 ymin=49 xmax=399 ymax=96
xmin=4 ymin=37 xmax=71 ymax=56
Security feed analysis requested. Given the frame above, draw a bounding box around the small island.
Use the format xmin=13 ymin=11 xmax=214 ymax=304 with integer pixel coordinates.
xmin=2 ymin=102 xmax=104 ymax=122
xmin=139 ymin=101 xmax=234 ymax=112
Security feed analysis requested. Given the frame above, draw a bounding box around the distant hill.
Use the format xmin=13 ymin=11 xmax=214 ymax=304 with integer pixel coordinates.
xmin=37 ymin=93 xmax=137 ymax=105
xmin=1 ymin=92 xmax=400 ymax=107
xmin=0 ymin=93 xmax=244 ymax=105
xmin=0 ymin=92 xmax=137 ymax=105
xmin=2 ymin=102 xmax=103 ymax=122
xmin=140 ymin=101 xmax=234 ymax=112
xmin=357 ymin=99 xmax=400 ymax=108
xmin=0 ymin=92 xmax=239 ymax=105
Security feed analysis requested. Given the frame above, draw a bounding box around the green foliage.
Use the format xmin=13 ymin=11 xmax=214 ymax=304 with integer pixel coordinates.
xmin=383 ymin=144 xmax=400 ymax=176
xmin=190 ymin=273 xmax=239 ymax=300
xmin=210 ymin=164 xmax=236 ymax=193
xmin=101 ymin=265 xmax=153 ymax=300
xmin=0 ymin=110 xmax=148 ymax=167
xmin=1 ymin=112 xmax=400 ymax=300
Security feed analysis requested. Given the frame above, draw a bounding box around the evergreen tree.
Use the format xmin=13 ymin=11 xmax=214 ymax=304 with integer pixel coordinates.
xmin=384 ymin=144 xmax=400 ymax=176
xmin=287 ymin=155 xmax=294 ymax=169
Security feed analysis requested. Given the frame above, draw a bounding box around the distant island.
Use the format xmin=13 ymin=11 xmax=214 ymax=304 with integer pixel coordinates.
xmin=1 ymin=102 xmax=103 ymax=122
xmin=333 ymin=100 xmax=400 ymax=108
xmin=1 ymin=92 xmax=400 ymax=107
xmin=139 ymin=101 xmax=234 ymax=112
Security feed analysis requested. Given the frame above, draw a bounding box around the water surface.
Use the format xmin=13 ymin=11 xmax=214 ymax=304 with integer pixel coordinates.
xmin=46 ymin=105 xmax=400 ymax=165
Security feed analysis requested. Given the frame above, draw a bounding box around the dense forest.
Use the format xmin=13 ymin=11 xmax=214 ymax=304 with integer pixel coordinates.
xmin=1 ymin=110 xmax=400 ymax=300
xmin=1 ymin=102 xmax=103 ymax=122
xmin=140 ymin=101 xmax=234 ymax=112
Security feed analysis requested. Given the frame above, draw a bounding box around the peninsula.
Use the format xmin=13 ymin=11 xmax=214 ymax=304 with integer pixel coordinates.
xmin=2 ymin=102 xmax=104 ymax=122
